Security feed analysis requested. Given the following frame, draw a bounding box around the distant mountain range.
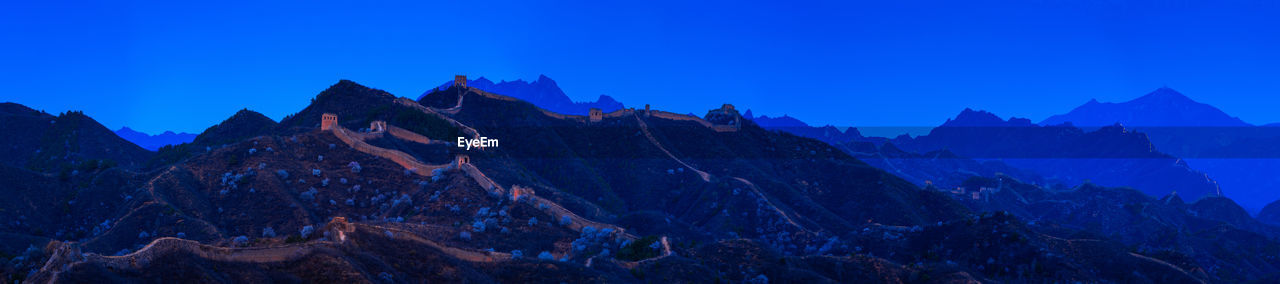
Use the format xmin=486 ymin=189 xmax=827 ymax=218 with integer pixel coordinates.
xmin=744 ymin=87 xmax=1280 ymax=211
xmin=1041 ymin=87 xmax=1250 ymax=127
xmin=114 ymin=127 xmax=196 ymax=151
xmin=742 ymin=109 xmax=867 ymax=145
xmin=423 ymin=75 xmax=624 ymax=116
xmin=1039 ymin=88 xmax=1280 ymax=211
xmin=891 ymin=108 xmax=1222 ymax=200
xmin=1038 ymin=88 xmax=1280 ymax=160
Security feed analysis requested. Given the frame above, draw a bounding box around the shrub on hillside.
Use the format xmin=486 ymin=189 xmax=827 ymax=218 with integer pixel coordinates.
xmin=300 ymin=225 xmax=315 ymax=239
xmin=232 ymin=236 xmax=250 ymax=247
xmin=617 ymin=236 xmax=661 ymax=261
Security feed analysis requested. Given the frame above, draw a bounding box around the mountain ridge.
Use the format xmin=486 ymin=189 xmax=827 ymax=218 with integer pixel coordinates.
xmin=1041 ymin=87 xmax=1250 ymax=127
xmin=893 ymin=108 xmax=1222 ymax=200
xmin=422 ymin=75 xmax=625 ymax=116
xmin=114 ymin=127 xmax=196 ymax=151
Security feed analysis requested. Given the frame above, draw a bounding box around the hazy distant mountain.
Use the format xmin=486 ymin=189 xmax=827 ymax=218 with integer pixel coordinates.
xmin=893 ymin=108 xmax=1222 ymax=200
xmin=1039 ymin=88 xmax=1280 ymax=212
xmin=1041 ymin=87 xmax=1250 ymax=127
xmin=742 ymin=109 xmax=866 ymax=145
xmin=1259 ymin=200 xmax=1280 ymax=226
xmin=837 ymin=140 xmax=1050 ymax=191
xmin=114 ymin=127 xmax=196 ymax=151
xmin=422 ymin=75 xmax=624 ymax=116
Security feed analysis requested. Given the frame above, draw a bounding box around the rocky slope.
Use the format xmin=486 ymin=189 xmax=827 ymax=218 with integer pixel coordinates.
xmin=954 ymin=174 xmax=1280 ymax=282
xmin=0 ymin=103 xmax=153 ymax=172
xmin=423 ymin=75 xmax=625 ymax=116
xmin=4 ymin=81 xmax=1280 ymax=282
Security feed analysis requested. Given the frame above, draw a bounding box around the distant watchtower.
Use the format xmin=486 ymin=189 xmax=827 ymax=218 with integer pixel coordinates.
xmin=455 ymin=154 xmax=471 ymax=166
xmin=710 ymin=104 xmax=741 ymax=132
xmin=370 ymin=120 xmax=387 ymax=132
xmin=454 ymin=75 xmax=467 ymax=87
xmin=588 ymin=108 xmax=603 ymax=122
xmin=321 ymin=113 xmax=338 ymax=131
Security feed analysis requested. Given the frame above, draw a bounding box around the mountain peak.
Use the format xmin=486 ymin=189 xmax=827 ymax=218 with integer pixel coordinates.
xmin=472 ymin=76 xmax=495 ymax=87
xmin=595 ymin=94 xmax=620 ymax=105
xmin=314 ymin=80 xmax=397 ymax=105
xmin=0 ymin=102 xmax=46 ymax=116
xmin=942 ymin=108 xmax=1035 ymax=127
xmin=1133 ymin=87 xmax=1193 ymax=103
xmin=194 ymin=108 xmax=278 ymax=146
xmin=333 ymin=79 xmax=361 ymax=88
xmin=945 ymin=108 xmax=1003 ymax=126
xmin=114 ymin=126 xmax=196 ymax=151
xmin=424 ymin=75 xmax=622 ymax=115
xmin=532 ymin=74 xmax=560 ymax=88
xmin=326 ymin=79 xmax=381 ymax=93
xmin=232 ymin=108 xmax=269 ymax=120
xmin=1041 ymin=87 xmax=1249 ymax=127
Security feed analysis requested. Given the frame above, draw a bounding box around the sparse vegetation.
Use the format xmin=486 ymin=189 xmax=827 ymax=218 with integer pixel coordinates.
xmin=617 ymin=235 xmax=661 ymax=261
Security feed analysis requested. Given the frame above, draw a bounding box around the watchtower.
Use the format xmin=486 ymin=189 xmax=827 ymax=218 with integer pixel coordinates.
xmin=325 ymin=216 xmax=356 ymax=242
xmin=588 ymin=108 xmax=603 ymax=122
xmin=321 ymin=113 xmax=338 ymax=131
xmin=456 ymin=154 xmax=470 ymax=166
xmin=709 ymin=104 xmax=742 ymax=132
xmin=510 ymin=185 xmax=536 ymax=202
xmin=454 ymin=75 xmax=467 ymax=87
xmin=370 ymin=120 xmax=387 ymax=132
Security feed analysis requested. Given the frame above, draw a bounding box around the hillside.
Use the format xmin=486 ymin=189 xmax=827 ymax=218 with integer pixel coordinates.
xmin=0 ymin=103 xmax=153 ymax=172
xmin=956 ymin=174 xmax=1280 ymax=282
xmin=419 ymin=85 xmax=971 ymax=238
xmin=5 ymin=81 xmax=1280 ymax=282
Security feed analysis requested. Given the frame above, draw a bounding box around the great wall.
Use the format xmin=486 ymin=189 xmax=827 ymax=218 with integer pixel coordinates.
xmin=34 ymin=218 xmax=516 ymax=282
xmin=431 ymin=81 xmax=806 ymax=237
xmin=631 ymin=113 xmax=713 ymax=182
xmin=439 ymin=79 xmax=740 ymax=133
xmin=37 ymin=79 xmax=759 ymax=280
xmin=322 ymin=106 xmax=642 ymax=240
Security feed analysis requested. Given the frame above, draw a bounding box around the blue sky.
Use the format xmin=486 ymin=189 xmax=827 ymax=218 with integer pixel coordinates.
xmin=2 ymin=0 xmax=1278 ymax=135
